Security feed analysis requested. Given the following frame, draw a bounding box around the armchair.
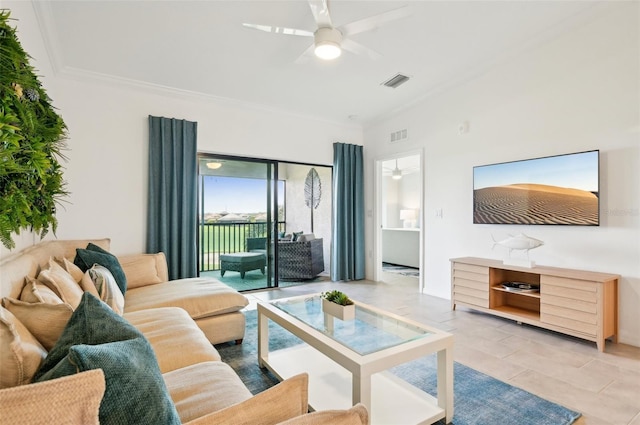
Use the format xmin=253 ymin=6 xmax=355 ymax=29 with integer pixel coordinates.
xmin=245 ymin=236 xmax=325 ymax=281
xmin=278 ymin=238 xmax=324 ymax=281
xmin=246 ymin=237 xmax=267 ymax=254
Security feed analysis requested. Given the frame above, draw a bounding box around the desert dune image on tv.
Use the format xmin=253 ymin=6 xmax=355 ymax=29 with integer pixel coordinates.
xmin=473 ymin=150 xmax=599 ymax=226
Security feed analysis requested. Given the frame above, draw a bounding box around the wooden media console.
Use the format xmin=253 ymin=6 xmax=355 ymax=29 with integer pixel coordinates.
xmin=450 ymin=257 xmax=619 ymax=352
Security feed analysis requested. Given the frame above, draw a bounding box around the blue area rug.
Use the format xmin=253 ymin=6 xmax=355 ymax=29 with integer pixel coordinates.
xmin=201 ymin=270 xmax=329 ymax=292
xmin=216 ymin=310 xmax=581 ymax=425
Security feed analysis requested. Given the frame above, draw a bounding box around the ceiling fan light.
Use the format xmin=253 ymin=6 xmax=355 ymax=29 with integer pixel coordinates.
xmin=315 ymin=42 xmax=341 ymax=60
xmin=314 ymin=27 xmax=342 ymax=60
xmin=392 ymin=168 xmax=402 ymax=180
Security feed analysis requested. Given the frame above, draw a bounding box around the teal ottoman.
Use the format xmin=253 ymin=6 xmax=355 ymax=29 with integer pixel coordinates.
xmin=220 ymin=252 xmax=266 ymax=279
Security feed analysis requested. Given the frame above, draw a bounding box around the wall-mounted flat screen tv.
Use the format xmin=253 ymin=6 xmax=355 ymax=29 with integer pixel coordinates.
xmin=473 ymin=150 xmax=599 ymax=226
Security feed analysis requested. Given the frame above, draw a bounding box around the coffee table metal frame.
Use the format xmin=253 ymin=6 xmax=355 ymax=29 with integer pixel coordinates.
xmin=257 ymin=294 xmax=454 ymax=424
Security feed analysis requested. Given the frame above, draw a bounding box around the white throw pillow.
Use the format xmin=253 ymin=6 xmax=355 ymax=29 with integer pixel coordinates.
xmin=82 ymin=265 xmax=125 ymax=315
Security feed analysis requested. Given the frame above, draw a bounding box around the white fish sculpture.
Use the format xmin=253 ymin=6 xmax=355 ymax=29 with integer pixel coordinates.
xmin=492 ymin=233 xmax=544 ymax=254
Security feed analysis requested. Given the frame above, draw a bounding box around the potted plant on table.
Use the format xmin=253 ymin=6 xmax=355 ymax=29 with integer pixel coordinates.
xmin=321 ymin=290 xmax=355 ymax=321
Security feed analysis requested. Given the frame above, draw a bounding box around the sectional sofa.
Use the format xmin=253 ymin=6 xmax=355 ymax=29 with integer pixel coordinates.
xmin=0 ymin=238 xmax=368 ymax=424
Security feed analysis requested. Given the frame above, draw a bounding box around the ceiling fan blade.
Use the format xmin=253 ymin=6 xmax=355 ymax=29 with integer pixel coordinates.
xmin=294 ymin=44 xmax=316 ymax=64
xmin=341 ymin=39 xmax=382 ymax=60
xmin=308 ymin=0 xmax=332 ymax=28
xmin=242 ymin=23 xmax=313 ymax=37
xmin=340 ymin=5 xmax=411 ymax=36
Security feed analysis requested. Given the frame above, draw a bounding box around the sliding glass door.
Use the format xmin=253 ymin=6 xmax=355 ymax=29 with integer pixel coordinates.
xmin=198 ymin=154 xmax=333 ymax=292
xmin=197 ymin=155 xmax=282 ymax=291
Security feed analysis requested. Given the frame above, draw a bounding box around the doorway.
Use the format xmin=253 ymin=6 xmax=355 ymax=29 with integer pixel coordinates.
xmin=375 ymin=152 xmax=424 ymax=291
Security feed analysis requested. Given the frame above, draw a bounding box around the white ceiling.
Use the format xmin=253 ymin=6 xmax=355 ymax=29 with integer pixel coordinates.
xmin=34 ymin=0 xmax=602 ymax=125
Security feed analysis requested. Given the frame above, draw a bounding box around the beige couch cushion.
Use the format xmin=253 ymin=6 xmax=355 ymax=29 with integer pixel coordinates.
xmin=0 ymin=306 xmax=47 ymax=388
xmin=118 ymin=253 xmax=168 ymax=289
xmin=58 ymin=257 xmax=100 ymax=296
xmin=0 ymin=369 xmax=105 ymax=425
xmin=182 ymin=372 xmax=309 ymax=425
xmin=2 ymin=298 xmax=74 ymax=351
xmin=20 ymin=277 xmax=63 ymax=304
xmin=55 ymin=257 xmax=85 ymax=283
xmin=164 ymin=361 xmax=252 ymax=423
xmin=0 ymin=239 xmax=110 ymax=300
xmin=37 ymin=258 xmax=84 ymax=309
xmin=124 ymin=277 xmax=248 ymax=318
xmin=277 ymin=404 xmax=369 ymax=425
xmin=194 ymin=310 xmax=246 ymax=345
xmin=125 ymin=307 xmax=220 ymax=373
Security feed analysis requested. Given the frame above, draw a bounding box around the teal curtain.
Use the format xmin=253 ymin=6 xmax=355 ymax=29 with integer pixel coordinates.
xmin=147 ymin=116 xmax=198 ymax=280
xmin=331 ymin=142 xmax=365 ymax=281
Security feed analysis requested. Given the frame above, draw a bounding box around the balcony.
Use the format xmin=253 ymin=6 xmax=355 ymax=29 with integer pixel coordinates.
xmin=199 ymin=221 xmax=285 ymax=272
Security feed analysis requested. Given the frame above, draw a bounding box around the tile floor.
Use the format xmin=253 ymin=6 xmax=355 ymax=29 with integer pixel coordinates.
xmin=241 ymin=273 xmax=640 ymax=425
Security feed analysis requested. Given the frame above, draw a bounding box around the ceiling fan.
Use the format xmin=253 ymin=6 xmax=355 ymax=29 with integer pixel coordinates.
xmin=383 ymin=159 xmax=419 ymax=180
xmin=242 ymin=0 xmax=410 ymax=62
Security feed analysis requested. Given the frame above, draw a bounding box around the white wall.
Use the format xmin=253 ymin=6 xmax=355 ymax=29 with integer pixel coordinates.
xmin=364 ymin=3 xmax=640 ymax=346
xmin=1 ymin=2 xmax=361 ymax=260
xmin=52 ymin=80 xmax=358 ymax=257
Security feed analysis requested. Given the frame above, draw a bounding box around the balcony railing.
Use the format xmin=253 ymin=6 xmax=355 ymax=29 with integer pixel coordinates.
xmin=199 ymin=221 xmax=285 ymax=272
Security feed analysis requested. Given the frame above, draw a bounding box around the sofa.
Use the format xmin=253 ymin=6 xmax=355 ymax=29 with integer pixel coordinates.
xmin=0 ymin=238 xmax=369 ymax=424
xmin=247 ymin=234 xmax=325 ymax=280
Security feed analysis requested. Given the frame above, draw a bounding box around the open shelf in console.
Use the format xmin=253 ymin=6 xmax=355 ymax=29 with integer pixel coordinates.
xmin=489 ymin=267 xmax=541 ymax=319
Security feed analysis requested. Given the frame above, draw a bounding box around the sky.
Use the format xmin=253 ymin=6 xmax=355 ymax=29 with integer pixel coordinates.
xmin=201 ymin=176 xmax=285 ymax=213
xmin=473 ymin=150 xmax=599 ymax=192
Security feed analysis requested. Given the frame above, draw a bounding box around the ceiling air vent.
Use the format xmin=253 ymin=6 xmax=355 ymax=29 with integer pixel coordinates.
xmin=381 ymin=73 xmax=410 ymax=89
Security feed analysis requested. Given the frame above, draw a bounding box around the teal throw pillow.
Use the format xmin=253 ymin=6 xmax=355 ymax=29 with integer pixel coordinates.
xmin=35 ymin=293 xmax=180 ymax=425
xmin=292 ymin=231 xmax=303 ymax=241
xmin=74 ymin=244 xmax=127 ymax=294
xmin=86 ymin=242 xmax=112 ymax=256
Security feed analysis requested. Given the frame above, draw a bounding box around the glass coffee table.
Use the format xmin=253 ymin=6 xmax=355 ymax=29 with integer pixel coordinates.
xmin=257 ymin=294 xmax=454 ymax=424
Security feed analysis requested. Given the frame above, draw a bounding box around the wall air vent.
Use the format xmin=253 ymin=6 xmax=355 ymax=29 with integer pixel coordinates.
xmin=381 ymin=73 xmax=410 ymax=89
xmin=390 ymin=129 xmax=408 ymax=143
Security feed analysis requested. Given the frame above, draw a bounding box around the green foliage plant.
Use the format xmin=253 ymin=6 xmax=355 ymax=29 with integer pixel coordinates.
xmin=0 ymin=10 xmax=68 ymax=249
xmin=321 ymin=290 xmax=354 ymax=306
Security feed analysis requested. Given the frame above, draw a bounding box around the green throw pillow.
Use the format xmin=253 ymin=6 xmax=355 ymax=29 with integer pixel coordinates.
xmin=74 ymin=244 xmax=127 ymax=294
xmin=34 ymin=293 xmax=180 ymax=425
